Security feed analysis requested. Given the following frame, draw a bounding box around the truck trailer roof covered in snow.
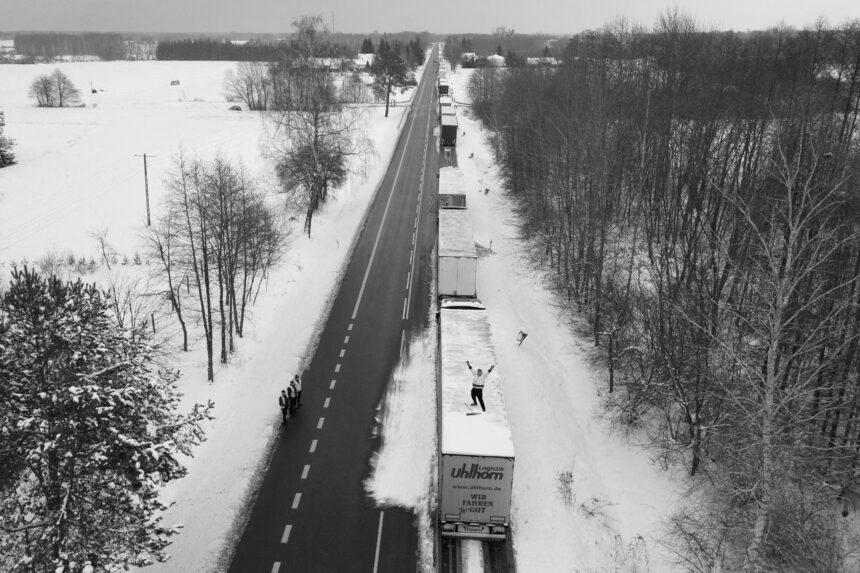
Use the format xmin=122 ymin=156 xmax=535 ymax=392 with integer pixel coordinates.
xmin=439 ymin=167 xmax=466 ymax=196
xmin=439 ymin=209 xmax=476 ymax=258
xmin=440 ymin=95 xmax=453 ymax=106
xmin=441 ymin=114 xmax=458 ymax=127
xmin=439 ymin=301 xmax=514 ymax=458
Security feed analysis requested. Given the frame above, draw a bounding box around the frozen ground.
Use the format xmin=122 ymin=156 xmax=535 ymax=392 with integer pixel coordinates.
xmin=0 ymin=57 xmax=427 ymax=570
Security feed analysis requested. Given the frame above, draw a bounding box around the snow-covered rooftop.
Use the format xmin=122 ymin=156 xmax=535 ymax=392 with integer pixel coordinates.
xmin=439 ymin=166 xmax=466 ymax=196
xmin=440 ymin=304 xmax=514 ymax=458
xmin=439 ymin=209 xmax=476 ymax=258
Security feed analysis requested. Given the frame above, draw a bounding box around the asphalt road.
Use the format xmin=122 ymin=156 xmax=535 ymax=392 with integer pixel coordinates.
xmin=229 ymin=48 xmax=441 ymax=573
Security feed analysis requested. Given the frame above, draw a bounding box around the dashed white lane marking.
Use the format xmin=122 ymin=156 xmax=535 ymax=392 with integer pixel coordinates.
xmin=272 ymin=561 xmax=281 ymax=573
xmin=343 ymin=335 xmax=350 ymax=344
xmin=350 ymin=79 xmax=424 ymax=321
xmin=281 ymin=524 xmax=292 ymax=544
xmin=400 ymin=330 xmax=406 ymax=357
xmin=372 ymin=511 xmax=385 ymax=573
xmin=324 ymin=397 xmax=331 ymax=408
xmin=310 ymin=439 xmax=318 ymax=453
xmin=330 ymin=379 xmax=336 ymax=390
xmin=301 ymin=465 xmax=310 ymax=480
xmin=409 ymin=249 xmax=415 ymax=266
xmin=405 ymin=271 xmax=410 ymax=289
xmin=339 ymin=348 xmax=346 ymax=358
xmin=292 ymin=493 xmax=302 ymax=509
xmin=335 ymin=363 xmax=341 ymax=373
xmin=348 ymin=322 xmax=354 ymax=331
xmin=317 ymin=417 xmax=325 ymax=429
xmin=402 ymin=297 xmax=408 ymax=319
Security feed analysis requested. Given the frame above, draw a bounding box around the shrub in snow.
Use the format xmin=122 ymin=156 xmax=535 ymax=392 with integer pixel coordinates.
xmin=0 ymin=111 xmax=16 ymax=168
xmin=0 ymin=267 xmax=213 ymax=571
xmin=28 ymin=69 xmax=81 ymax=108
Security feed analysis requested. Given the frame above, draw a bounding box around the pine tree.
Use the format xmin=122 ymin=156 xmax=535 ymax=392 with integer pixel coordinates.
xmin=0 ymin=111 xmax=15 ymax=167
xmin=371 ymin=40 xmax=414 ymax=117
xmin=0 ymin=268 xmax=212 ymax=570
xmin=360 ymin=37 xmax=375 ymax=54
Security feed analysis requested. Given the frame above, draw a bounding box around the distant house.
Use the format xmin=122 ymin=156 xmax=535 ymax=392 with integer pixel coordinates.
xmin=487 ymin=54 xmax=505 ymax=67
xmin=526 ymin=57 xmax=561 ymax=66
xmin=461 ymin=52 xmax=477 ymax=64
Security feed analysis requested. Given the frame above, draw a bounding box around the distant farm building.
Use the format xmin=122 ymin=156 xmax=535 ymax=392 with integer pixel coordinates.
xmin=487 ymin=54 xmax=505 ymax=67
xmin=526 ymin=57 xmax=561 ymax=66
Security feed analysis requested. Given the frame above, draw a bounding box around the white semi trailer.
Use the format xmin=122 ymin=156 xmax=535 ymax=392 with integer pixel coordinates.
xmin=438 ymin=208 xmax=477 ymax=298
xmin=438 ymin=298 xmax=515 ymax=540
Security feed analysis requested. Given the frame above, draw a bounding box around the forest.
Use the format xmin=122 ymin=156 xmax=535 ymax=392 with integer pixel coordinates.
xmin=13 ymin=33 xmax=126 ymax=60
xmin=468 ymin=14 xmax=860 ymax=570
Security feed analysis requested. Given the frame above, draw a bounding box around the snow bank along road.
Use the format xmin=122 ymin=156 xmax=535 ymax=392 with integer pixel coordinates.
xmin=228 ymin=48 xmax=441 ymax=572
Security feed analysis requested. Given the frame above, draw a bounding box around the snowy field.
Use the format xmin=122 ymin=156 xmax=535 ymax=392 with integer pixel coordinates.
xmin=1 ymin=58 xmax=427 ymax=570
xmin=0 ymin=61 xmax=269 ymax=266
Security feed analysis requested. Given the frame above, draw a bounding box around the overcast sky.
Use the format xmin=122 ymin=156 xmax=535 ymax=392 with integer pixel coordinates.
xmin=0 ymin=0 xmax=856 ymax=34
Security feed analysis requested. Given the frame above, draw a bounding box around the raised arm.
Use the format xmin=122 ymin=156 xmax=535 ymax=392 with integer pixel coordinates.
xmin=466 ymin=361 xmax=473 ymax=371
xmin=487 ymin=365 xmax=495 ymax=373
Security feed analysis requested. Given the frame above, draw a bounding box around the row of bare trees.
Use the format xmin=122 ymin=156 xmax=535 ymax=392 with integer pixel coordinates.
xmin=470 ymin=14 xmax=860 ymax=570
xmin=146 ymin=155 xmax=283 ymax=381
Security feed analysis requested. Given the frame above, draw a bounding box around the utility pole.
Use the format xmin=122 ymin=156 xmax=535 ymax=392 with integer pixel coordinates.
xmin=135 ymin=153 xmax=155 ymax=226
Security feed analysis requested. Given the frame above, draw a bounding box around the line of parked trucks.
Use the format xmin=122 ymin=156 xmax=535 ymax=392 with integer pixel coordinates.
xmin=437 ymin=66 xmax=459 ymax=149
xmin=434 ymin=59 xmax=515 ymax=541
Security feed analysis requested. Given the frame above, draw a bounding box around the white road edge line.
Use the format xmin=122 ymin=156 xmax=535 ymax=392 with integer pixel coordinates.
xmin=372 ymin=511 xmax=385 ymax=573
xmin=350 ymin=68 xmax=428 ymax=321
xmin=405 ymin=100 xmax=433 ymax=321
xmin=301 ymin=464 xmax=310 ymax=480
xmin=281 ymin=524 xmax=292 ymax=544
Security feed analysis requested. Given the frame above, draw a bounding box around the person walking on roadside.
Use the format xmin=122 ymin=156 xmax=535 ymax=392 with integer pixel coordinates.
xmin=286 ymin=383 xmax=297 ymax=415
xmin=292 ymin=374 xmax=303 ymax=408
xmin=278 ymin=389 xmax=290 ymax=426
xmin=466 ymin=361 xmax=494 ymax=412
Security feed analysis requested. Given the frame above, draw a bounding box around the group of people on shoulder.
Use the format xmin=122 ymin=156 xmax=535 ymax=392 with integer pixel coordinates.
xmin=278 ymin=374 xmax=303 ymax=426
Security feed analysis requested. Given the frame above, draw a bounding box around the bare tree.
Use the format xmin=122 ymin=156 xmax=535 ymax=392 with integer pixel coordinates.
xmin=144 ymin=212 xmax=190 ymax=351
xmin=270 ymin=15 xmax=369 ymax=237
xmin=51 ymin=69 xmax=80 ymax=107
xmin=28 ymin=74 xmax=55 ymax=107
xmin=224 ymin=61 xmax=271 ymax=111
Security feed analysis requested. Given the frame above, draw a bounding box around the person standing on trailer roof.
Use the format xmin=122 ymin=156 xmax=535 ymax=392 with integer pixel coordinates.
xmin=467 ymin=361 xmax=494 ymax=412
